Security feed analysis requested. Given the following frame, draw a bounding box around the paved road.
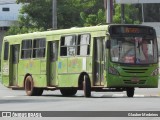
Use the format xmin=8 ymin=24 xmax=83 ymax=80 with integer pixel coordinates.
xmin=0 ymin=82 xmax=160 ymax=120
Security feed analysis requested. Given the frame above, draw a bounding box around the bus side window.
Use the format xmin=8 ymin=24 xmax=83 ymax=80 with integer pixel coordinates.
xmin=4 ymin=42 xmax=9 ymax=60
xmin=21 ymin=40 xmax=32 ymax=59
xmin=33 ymin=38 xmax=46 ymax=58
xmin=60 ymin=35 xmax=76 ymax=56
xmin=60 ymin=37 xmax=67 ymax=56
xmin=77 ymin=34 xmax=90 ymax=56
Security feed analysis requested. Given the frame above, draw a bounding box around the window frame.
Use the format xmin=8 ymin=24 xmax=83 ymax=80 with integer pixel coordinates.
xmin=32 ymin=38 xmax=46 ymax=58
xmin=2 ymin=7 xmax=10 ymax=12
xmin=60 ymin=35 xmax=77 ymax=57
xmin=77 ymin=33 xmax=91 ymax=56
xmin=4 ymin=42 xmax=9 ymax=60
xmin=21 ymin=39 xmax=32 ymax=59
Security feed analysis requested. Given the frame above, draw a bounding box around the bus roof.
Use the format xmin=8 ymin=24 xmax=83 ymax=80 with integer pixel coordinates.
xmin=4 ymin=25 xmax=110 ymax=40
xmin=3 ymin=24 xmax=154 ymax=41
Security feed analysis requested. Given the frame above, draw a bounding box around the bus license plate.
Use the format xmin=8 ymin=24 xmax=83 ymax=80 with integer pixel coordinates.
xmin=131 ymin=77 xmax=139 ymax=83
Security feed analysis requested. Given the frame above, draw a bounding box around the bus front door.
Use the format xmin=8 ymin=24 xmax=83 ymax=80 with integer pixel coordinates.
xmin=10 ymin=44 xmax=20 ymax=86
xmin=93 ymin=37 xmax=105 ymax=86
xmin=48 ymin=41 xmax=58 ymax=86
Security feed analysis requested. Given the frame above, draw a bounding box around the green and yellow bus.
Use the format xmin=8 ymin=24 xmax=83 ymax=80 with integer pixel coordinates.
xmin=1 ymin=24 xmax=159 ymax=97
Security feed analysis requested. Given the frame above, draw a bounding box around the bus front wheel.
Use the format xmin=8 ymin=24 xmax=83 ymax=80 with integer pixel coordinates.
xmin=126 ymin=87 xmax=134 ymax=97
xmin=83 ymin=75 xmax=91 ymax=97
xmin=25 ymin=76 xmax=43 ymax=96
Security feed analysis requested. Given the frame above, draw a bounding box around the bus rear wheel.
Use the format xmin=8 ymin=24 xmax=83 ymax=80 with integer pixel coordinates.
xmin=83 ymin=75 xmax=91 ymax=97
xmin=126 ymin=87 xmax=134 ymax=97
xmin=25 ymin=76 xmax=43 ymax=96
xmin=60 ymin=88 xmax=77 ymax=96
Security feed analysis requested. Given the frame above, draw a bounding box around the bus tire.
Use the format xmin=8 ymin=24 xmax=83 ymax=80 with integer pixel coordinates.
xmin=25 ymin=76 xmax=43 ymax=96
xmin=126 ymin=87 xmax=134 ymax=97
xmin=60 ymin=88 xmax=77 ymax=96
xmin=83 ymin=75 xmax=91 ymax=97
xmin=36 ymin=88 xmax=44 ymax=96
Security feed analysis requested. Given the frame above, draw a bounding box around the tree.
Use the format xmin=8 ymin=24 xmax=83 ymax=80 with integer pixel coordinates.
xmin=6 ymin=0 xmax=51 ymax=35
xmin=57 ymin=0 xmax=104 ymax=28
xmin=80 ymin=0 xmax=105 ymax=26
xmin=113 ymin=4 xmax=141 ymax=24
xmin=18 ymin=0 xmax=52 ymax=29
xmin=6 ymin=0 xmax=142 ymax=35
xmin=80 ymin=9 xmax=106 ymax=26
xmin=7 ymin=0 xmax=105 ymax=35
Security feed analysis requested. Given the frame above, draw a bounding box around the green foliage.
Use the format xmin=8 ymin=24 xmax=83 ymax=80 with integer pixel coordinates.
xmin=80 ymin=9 xmax=106 ymax=26
xmin=6 ymin=0 xmax=142 ymax=35
xmin=18 ymin=0 xmax=52 ymax=29
xmin=5 ymin=26 xmax=44 ymax=36
xmin=57 ymin=0 xmax=104 ymax=28
xmin=113 ymin=4 xmax=141 ymax=24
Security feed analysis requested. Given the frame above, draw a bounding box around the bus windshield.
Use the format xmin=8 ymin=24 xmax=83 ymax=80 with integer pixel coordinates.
xmin=110 ymin=37 xmax=158 ymax=64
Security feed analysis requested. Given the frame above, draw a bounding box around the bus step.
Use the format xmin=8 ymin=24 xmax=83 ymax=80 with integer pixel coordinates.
xmin=9 ymin=86 xmax=19 ymax=88
xmin=46 ymin=86 xmax=57 ymax=90
xmin=9 ymin=86 xmax=24 ymax=90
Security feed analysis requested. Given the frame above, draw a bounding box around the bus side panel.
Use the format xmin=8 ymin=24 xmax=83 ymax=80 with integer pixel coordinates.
xmin=40 ymin=59 xmax=46 ymax=75
xmin=18 ymin=59 xmax=40 ymax=75
xmin=18 ymin=59 xmax=41 ymax=86
xmin=1 ymin=57 xmax=9 ymax=86
xmin=68 ymin=57 xmax=82 ymax=73
xmin=2 ymin=76 xmax=9 ymax=87
xmin=57 ymin=57 xmax=92 ymax=87
xmin=57 ymin=57 xmax=68 ymax=87
xmin=1 ymin=61 xmax=9 ymax=86
xmin=18 ymin=75 xmax=24 ymax=87
xmin=57 ymin=58 xmax=67 ymax=73
xmin=31 ymin=74 xmax=47 ymax=87
xmin=1 ymin=43 xmax=10 ymax=87
xmin=58 ymin=74 xmax=79 ymax=87
xmin=86 ymin=57 xmax=92 ymax=73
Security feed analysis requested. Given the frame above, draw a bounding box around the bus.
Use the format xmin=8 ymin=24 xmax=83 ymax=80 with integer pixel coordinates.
xmin=1 ymin=24 xmax=159 ymax=97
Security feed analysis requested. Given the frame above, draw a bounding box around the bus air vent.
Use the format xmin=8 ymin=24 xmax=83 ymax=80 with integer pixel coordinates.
xmin=122 ymin=68 xmax=148 ymax=73
xmin=123 ymin=80 xmax=146 ymax=84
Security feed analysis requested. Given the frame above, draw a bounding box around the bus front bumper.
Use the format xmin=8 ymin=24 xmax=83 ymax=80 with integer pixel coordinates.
xmin=107 ymin=74 xmax=158 ymax=88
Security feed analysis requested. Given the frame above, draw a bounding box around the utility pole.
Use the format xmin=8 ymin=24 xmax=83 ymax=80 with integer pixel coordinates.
xmin=52 ymin=0 xmax=57 ymax=29
xmin=121 ymin=4 xmax=125 ymax=24
xmin=104 ymin=0 xmax=113 ymax=23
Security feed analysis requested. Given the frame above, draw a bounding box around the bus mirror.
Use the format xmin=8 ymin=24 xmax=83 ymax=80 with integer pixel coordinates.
xmin=106 ymin=40 xmax=110 ymax=49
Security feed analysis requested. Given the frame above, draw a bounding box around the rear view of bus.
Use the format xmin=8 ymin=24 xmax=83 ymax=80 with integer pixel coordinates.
xmin=107 ymin=25 xmax=159 ymax=97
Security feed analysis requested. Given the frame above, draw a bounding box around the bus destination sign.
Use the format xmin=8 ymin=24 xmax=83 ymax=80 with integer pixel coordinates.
xmin=125 ymin=28 xmax=140 ymax=33
xmin=109 ymin=26 xmax=154 ymax=35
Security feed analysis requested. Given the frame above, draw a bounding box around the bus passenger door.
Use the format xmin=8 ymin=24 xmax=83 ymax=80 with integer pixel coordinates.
xmin=10 ymin=44 xmax=20 ymax=86
xmin=48 ymin=41 xmax=58 ymax=86
xmin=93 ymin=37 xmax=105 ymax=86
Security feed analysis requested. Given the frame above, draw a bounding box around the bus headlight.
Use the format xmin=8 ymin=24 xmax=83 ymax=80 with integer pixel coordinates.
xmin=151 ymin=68 xmax=159 ymax=76
xmin=109 ymin=67 xmax=119 ymax=75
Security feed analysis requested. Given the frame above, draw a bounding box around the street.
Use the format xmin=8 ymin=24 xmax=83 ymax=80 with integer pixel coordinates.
xmin=0 ymin=82 xmax=160 ymax=120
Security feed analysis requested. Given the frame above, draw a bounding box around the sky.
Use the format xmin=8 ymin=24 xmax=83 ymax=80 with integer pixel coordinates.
xmin=0 ymin=0 xmax=16 ymax=4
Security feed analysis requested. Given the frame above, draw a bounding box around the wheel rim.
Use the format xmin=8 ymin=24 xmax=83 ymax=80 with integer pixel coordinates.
xmin=26 ymin=79 xmax=31 ymax=92
xmin=25 ymin=76 xmax=33 ymax=96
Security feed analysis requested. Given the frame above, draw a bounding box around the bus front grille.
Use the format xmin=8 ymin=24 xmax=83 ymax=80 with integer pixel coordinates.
xmin=123 ymin=80 xmax=146 ymax=84
xmin=122 ymin=68 xmax=148 ymax=74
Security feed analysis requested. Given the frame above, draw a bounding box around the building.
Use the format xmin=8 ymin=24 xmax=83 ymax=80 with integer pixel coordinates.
xmin=0 ymin=0 xmax=22 ymax=52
